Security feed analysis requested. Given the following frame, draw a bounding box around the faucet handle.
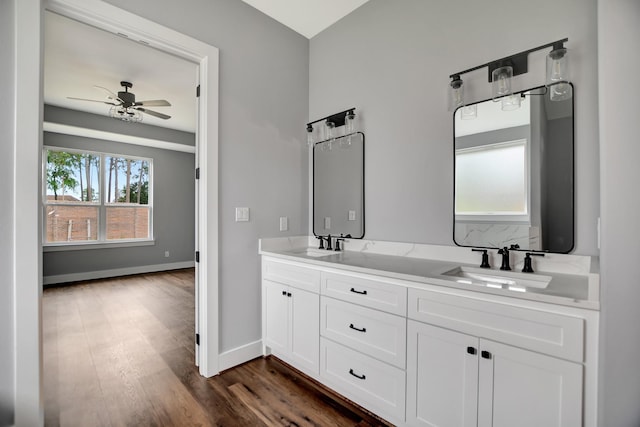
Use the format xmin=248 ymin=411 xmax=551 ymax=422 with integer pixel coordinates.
xmin=522 ymin=252 xmax=545 ymax=273
xmin=335 ymin=238 xmax=345 ymax=251
xmin=316 ymin=235 xmax=325 ymax=249
xmin=471 ymin=248 xmax=490 ymax=268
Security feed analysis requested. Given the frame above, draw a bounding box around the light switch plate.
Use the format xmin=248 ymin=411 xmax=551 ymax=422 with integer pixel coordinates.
xmin=348 ymin=210 xmax=356 ymax=221
xmin=279 ymin=216 xmax=288 ymax=231
xmin=235 ymin=207 xmax=249 ymax=222
xmin=324 ymin=217 xmax=331 ymax=229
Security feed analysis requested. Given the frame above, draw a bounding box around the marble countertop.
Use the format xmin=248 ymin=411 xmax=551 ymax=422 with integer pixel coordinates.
xmin=259 ymin=237 xmax=599 ymax=311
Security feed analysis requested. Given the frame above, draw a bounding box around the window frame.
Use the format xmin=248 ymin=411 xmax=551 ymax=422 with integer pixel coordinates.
xmin=454 ymin=138 xmax=530 ymax=223
xmin=43 ymin=146 xmax=154 ymax=248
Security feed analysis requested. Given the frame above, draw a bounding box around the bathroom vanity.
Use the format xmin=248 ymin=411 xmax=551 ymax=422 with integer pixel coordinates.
xmin=260 ymin=236 xmax=599 ymax=427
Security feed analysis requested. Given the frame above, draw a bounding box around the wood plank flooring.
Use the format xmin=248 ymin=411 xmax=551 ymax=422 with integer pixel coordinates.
xmin=43 ymin=270 xmax=391 ymax=427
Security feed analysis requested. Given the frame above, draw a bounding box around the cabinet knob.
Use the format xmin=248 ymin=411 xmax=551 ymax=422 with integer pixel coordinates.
xmin=467 ymin=346 xmax=477 ymax=355
xmin=481 ymin=350 xmax=492 ymax=359
xmin=287 ymin=292 xmax=292 ymax=297
xmin=282 ymin=290 xmax=286 ymax=296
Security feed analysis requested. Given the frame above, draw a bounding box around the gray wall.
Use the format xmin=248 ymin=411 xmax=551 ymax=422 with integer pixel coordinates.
xmin=0 ymin=0 xmax=15 ymax=423
xmin=598 ymin=0 xmax=640 ymax=425
xmin=43 ymin=106 xmax=196 ymax=278
xmin=309 ymin=0 xmax=599 ymax=256
xmin=103 ymin=0 xmax=310 ymax=353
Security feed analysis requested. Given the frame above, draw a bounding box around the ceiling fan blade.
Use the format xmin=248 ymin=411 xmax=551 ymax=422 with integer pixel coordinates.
xmin=67 ymin=97 xmax=117 ymax=106
xmin=134 ymin=99 xmax=171 ymax=107
xmin=93 ymin=85 xmax=123 ymax=103
xmin=136 ymin=108 xmax=171 ymax=120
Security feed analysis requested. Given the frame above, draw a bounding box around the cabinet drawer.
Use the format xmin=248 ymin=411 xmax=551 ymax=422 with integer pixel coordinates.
xmin=321 ymin=297 xmax=406 ymax=369
xmin=408 ymin=288 xmax=584 ymax=362
xmin=320 ymin=338 xmax=406 ymax=422
xmin=263 ymin=259 xmax=321 ymax=293
xmin=321 ymin=271 xmax=407 ymax=316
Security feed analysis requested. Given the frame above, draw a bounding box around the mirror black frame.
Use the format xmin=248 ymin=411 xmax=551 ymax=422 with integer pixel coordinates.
xmin=312 ymin=132 xmax=365 ymax=239
xmin=452 ymin=84 xmax=575 ymax=253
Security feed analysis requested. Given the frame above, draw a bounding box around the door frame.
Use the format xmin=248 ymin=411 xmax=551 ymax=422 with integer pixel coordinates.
xmin=15 ymin=0 xmax=219 ymax=422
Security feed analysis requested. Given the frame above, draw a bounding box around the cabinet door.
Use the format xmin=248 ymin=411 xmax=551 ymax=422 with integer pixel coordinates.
xmin=290 ymin=287 xmax=320 ymax=375
xmin=478 ymin=340 xmax=582 ymax=427
xmin=263 ymin=280 xmax=289 ymax=356
xmin=406 ymin=320 xmax=479 ymax=427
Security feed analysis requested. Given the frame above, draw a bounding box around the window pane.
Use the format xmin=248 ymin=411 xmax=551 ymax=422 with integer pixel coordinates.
xmin=105 ymin=157 xmax=149 ymax=205
xmin=46 ymin=205 xmax=98 ymax=243
xmin=455 ymin=141 xmax=527 ymax=215
xmin=45 ymin=149 xmax=100 ymax=202
xmin=106 ymin=207 xmax=150 ymax=240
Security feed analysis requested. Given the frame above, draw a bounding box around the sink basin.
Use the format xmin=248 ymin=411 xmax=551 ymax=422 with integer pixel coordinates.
xmin=290 ymin=248 xmax=337 ymax=258
xmin=441 ymin=266 xmax=552 ymax=290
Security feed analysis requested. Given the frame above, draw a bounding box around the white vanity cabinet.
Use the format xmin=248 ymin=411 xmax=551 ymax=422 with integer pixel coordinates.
xmin=261 ymin=251 xmax=597 ymax=427
xmin=319 ymin=270 xmax=408 ymax=423
xmin=262 ymin=258 xmax=321 ymax=376
xmin=406 ymin=287 xmax=585 ymax=427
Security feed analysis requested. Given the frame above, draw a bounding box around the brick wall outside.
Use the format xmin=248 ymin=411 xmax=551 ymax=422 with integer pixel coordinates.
xmin=46 ymin=204 xmax=149 ymax=243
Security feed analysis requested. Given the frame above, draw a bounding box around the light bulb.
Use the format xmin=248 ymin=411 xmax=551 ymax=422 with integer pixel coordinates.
xmin=306 ymin=124 xmax=314 ymax=147
xmin=325 ymin=120 xmax=336 ymax=141
xmin=448 ymin=76 xmax=464 ymax=112
xmin=546 ymin=47 xmax=571 ymax=101
xmin=492 ymin=65 xmax=513 ymax=100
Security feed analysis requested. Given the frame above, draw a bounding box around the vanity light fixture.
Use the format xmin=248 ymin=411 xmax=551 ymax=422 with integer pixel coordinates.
xmin=448 ymin=37 xmax=570 ymax=113
xmin=306 ymin=108 xmax=357 ymax=148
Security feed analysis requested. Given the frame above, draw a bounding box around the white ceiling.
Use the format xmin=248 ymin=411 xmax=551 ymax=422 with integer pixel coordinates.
xmin=44 ymin=11 xmax=198 ymax=133
xmin=241 ymin=0 xmax=370 ymax=38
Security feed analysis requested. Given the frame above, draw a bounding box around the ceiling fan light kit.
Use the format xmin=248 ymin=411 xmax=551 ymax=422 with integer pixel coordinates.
xmin=68 ymin=81 xmax=172 ymax=124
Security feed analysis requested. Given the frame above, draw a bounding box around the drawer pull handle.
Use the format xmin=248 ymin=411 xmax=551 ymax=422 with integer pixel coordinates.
xmin=467 ymin=346 xmax=477 ymax=355
xmin=350 ymin=287 xmax=368 ymax=295
xmin=349 ymin=323 xmax=367 ymax=333
xmin=481 ymin=350 xmax=492 ymax=359
xmin=349 ymin=369 xmax=366 ymax=380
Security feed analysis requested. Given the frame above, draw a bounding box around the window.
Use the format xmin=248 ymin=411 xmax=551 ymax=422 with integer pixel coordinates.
xmin=455 ymin=139 xmax=528 ymax=219
xmin=44 ymin=147 xmax=152 ymax=245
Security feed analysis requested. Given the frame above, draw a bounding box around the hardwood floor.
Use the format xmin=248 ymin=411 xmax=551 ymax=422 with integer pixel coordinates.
xmin=43 ymin=270 xmax=391 ymax=427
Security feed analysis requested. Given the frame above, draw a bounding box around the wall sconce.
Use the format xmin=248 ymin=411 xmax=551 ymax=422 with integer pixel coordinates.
xmin=448 ymin=38 xmax=570 ymax=113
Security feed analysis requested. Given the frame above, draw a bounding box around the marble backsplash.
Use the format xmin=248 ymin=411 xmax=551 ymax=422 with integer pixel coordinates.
xmin=259 ymin=235 xmax=598 ymax=277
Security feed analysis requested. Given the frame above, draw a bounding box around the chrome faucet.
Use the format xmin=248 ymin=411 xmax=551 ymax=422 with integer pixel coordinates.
xmin=497 ymin=247 xmax=511 ymax=271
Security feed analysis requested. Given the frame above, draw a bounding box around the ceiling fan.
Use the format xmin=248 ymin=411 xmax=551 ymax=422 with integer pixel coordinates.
xmin=68 ymin=81 xmax=172 ymax=122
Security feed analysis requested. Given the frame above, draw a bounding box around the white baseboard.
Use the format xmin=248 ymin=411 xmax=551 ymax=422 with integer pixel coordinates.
xmin=43 ymin=261 xmax=195 ymax=285
xmin=218 ymin=340 xmax=263 ymax=372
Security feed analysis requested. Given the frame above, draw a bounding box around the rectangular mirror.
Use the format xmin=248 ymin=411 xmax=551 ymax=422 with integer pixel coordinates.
xmin=453 ymin=85 xmax=574 ymax=253
xmin=313 ymin=132 xmax=364 ymax=238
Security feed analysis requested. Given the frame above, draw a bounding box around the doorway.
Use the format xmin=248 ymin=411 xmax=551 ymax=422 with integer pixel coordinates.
xmin=13 ymin=0 xmax=219 ymax=423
